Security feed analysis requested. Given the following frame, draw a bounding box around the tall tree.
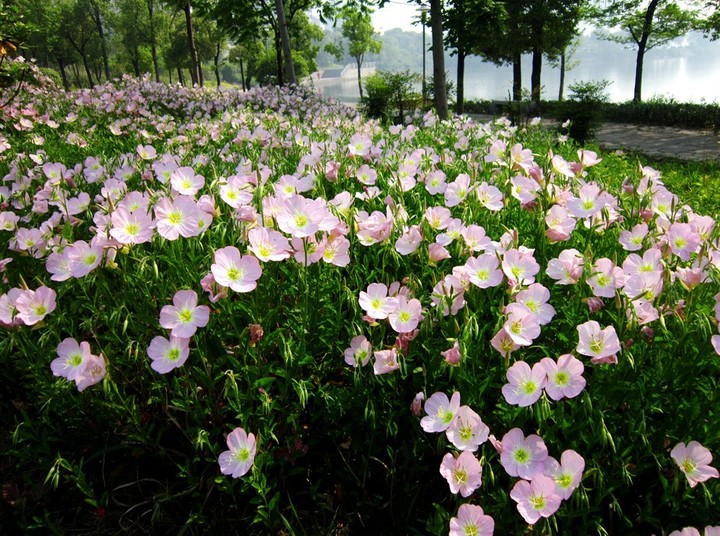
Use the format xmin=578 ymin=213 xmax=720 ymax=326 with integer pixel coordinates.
xmin=429 ymin=0 xmax=448 ymax=118
xmin=339 ymin=7 xmax=382 ymax=98
xmin=444 ymin=0 xmax=504 ymax=113
xmin=596 ymin=0 xmax=698 ymax=102
xmin=88 ymin=0 xmax=111 ymax=81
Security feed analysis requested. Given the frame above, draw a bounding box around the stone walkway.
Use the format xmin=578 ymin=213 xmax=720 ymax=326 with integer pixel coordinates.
xmin=596 ymin=122 xmax=720 ymax=161
xmin=470 ymin=114 xmax=720 ymax=161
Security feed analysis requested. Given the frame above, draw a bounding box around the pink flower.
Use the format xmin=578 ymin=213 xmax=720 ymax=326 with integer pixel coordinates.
xmin=440 ymin=450 xmax=483 ymax=497
xmin=356 ymin=209 xmax=394 ymax=245
xmin=671 ymin=441 xmax=720 ymax=488
xmin=431 ymin=277 xmax=465 ymax=317
xmin=421 ymin=391 xmax=461 ymax=433
xmin=218 ymin=427 xmax=257 ymax=478
xmin=502 ymin=361 xmax=547 ymax=407
xmin=248 ymin=226 xmax=291 ymax=262
xmin=15 ymin=286 xmax=56 ymax=326
xmin=545 ymin=205 xmax=576 ymax=242
xmin=200 ymin=272 xmax=228 ymax=303
xmin=461 ymin=225 xmax=492 ymax=253
xmin=425 ymin=170 xmax=447 ymax=195
xmin=51 ymin=338 xmax=93 ymax=382
xmin=410 ymin=391 xmax=425 ymax=417
xmin=159 ymin=290 xmax=210 ymax=338
xmin=587 ymin=258 xmax=622 ymax=299
xmin=170 ymin=166 xmax=205 ymax=196
xmin=515 ymin=283 xmax=555 ymax=325
xmin=490 ymin=329 xmax=519 ymax=358
xmin=669 ymin=529 xmax=701 ymax=536
xmin=619 ymin=223 xmax=648 ymax=251
xmin=576 ymin=320 xmax=621 ymax=364
xmin=511 ymin=174 xmax=541 ymax=205
xmin=344 ymin=335 xmax=372 ymax=367
xmin=425 ymin=206 xmax=452 ymax=230
xmin=395 ymin=225 xmax=423 ymax=255
xmin=154 ymin=196 xmax=200 ymax=240
xmin=502 ymin=248 xmax=540 ymax=287
xmin=500 ymin=428 xmax=548 ymax=479
xmin=66 ymin=240 xmax=104 ymax=278
xmin=110 ymin=207 xmax=155 ymax=245
xmin=446 ymin=406 xmax=490 ymax=452
xmin=503 ymin=307 xmax=541 ymax=347
xmin=441 ymin=340 xmax=462 ymax=365
xmin=666 ymin=223 xmax=701 ymax=261
xmin=444 ymin=174 xmax=472 ymax=207
xmin=373 ymin=347 xmax=400 ymax=375
xmin=147 ymin=335 xmax=190 ymax=373
xmin=359 ymin=283 xmax=397 ymax=320
xmin=465 ymin=253 xmax=504 ymax=288
xmin=540 ymin=354 xmax=586 ymax=400
xmin=712 ymin=335 xmax=720 ymax=356
xmin=476 ymin=182 xmax=504 ymax=211
xmin=567 ymin=183 xmax=603 ymax=219
xmin=356 ymin=164 xmax=377 ymax=185
xmin=428 ymin=242 xmax=451 ymax=262
xmin=546 ymin=248 xmax=584 ymax=285
xmin=544 ymin=449 xmax=585 ymax=500
xmin=510 ymin=474 xmax=562 ymax=524
xmin=321 ymin=235 xmax=351 ymax=267
xmin=211 ymin=247 xmax=262 ymax=293
xmin=449 ymin=504 xmax=495 ymax=536
xmin=74 ymin=354 xmax=106 ymax=392
xmin=276 ymin=194 xmax=325 ymax=238
xmin=388 ymin=295 xmax=422 ymax=333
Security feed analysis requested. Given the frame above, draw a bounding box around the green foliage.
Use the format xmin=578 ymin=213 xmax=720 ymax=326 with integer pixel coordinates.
xmin=359 ymin=70 xmax=421 ymax=123
xmin=559 ymin=79 xmax=611 ymax=144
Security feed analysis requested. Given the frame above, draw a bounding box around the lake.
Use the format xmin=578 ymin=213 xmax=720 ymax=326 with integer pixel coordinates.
xmin=315 ymin=32 xmax=720 ymax=105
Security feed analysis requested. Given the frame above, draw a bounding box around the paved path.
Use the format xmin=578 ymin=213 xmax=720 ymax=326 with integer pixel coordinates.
xmin=596 ymin=123 xmax=720 ymax=161
xmin=470 ymin=114 xmax=720 ymax=161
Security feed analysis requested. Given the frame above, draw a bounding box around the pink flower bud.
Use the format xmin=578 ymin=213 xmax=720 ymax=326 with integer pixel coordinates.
xmin=410 ymin=391 xmax=424 ymax=417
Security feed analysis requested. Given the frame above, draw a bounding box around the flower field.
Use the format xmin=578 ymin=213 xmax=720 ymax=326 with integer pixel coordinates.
xmin=1 ymin=68 xmax=719 ymax=534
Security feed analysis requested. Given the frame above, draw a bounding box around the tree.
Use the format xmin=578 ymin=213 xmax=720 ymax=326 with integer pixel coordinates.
xmin=429 ymin=0 xmax=448 ymax=118
xmin=525 ymin=0 xmax=584 ymax=103
xmin=339 ymin=7 xmax=382 ymax=98
xmin=595 ymin=0 xmax=698 ymax=102
xmin=444 ymin=0 xmax=504 ymax=113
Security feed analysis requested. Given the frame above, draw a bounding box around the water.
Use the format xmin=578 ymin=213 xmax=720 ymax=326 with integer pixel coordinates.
xmin=316 ymin=32 xmax=720 ymax=105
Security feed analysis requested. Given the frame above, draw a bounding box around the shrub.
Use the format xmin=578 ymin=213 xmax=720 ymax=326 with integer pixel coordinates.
xmin=359 ymin=69 xmax=421 ymax=123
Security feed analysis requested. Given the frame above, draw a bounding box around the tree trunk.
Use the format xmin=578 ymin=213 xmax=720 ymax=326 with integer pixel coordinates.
xmin=558 ymin=51 xmax=565 ymax=101
xmin=147 ymin=0 xmax=160 ymax=82
xmin=132 ymin=48 xmax=141 ymax=77
xmin=531 ymin=47 xmax=542 ymax=104
xmin=90 ymin=0 xmax=111 ymax=81
xmin=430 ymin=0 xmax=448 ymax=119
xmin=215 ymin=42 xmax=221 ymax=88
xmin=512 ymin=52 xmax=522 ymax=101
xmin=177 ymin=67 xmax=184 ymax=86
xmin=356 ymin=56 xmax=363 ymax=98
xmin=274 ymin=0 xmax=296 ymax=85
xmin=633 ymin=0 xmax=659 ymax=102
xmin=240 ymin=58 xmax=246 ymax=90
xmin=456 ymin=48 xmax=465 ymax=115
xmin=275 ymin=34 xmax=284 ymax=86
xmin=57 ymin=57 xmax=70 ymax=90
xmin=184 ymin=0 xmax=201 ymax=86
xmin=82 ymin=53 xmax=95 ymax=88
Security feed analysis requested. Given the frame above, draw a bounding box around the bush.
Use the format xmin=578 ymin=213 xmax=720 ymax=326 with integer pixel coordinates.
xmin=559 ymin=79 xmax=611 ymax=144
xmin=359 ymin=69 xmax=421 ymax=123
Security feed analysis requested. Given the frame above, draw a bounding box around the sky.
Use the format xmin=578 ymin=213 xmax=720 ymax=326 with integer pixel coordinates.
xmin=371 ymin=2 xmax=421 ymax=33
